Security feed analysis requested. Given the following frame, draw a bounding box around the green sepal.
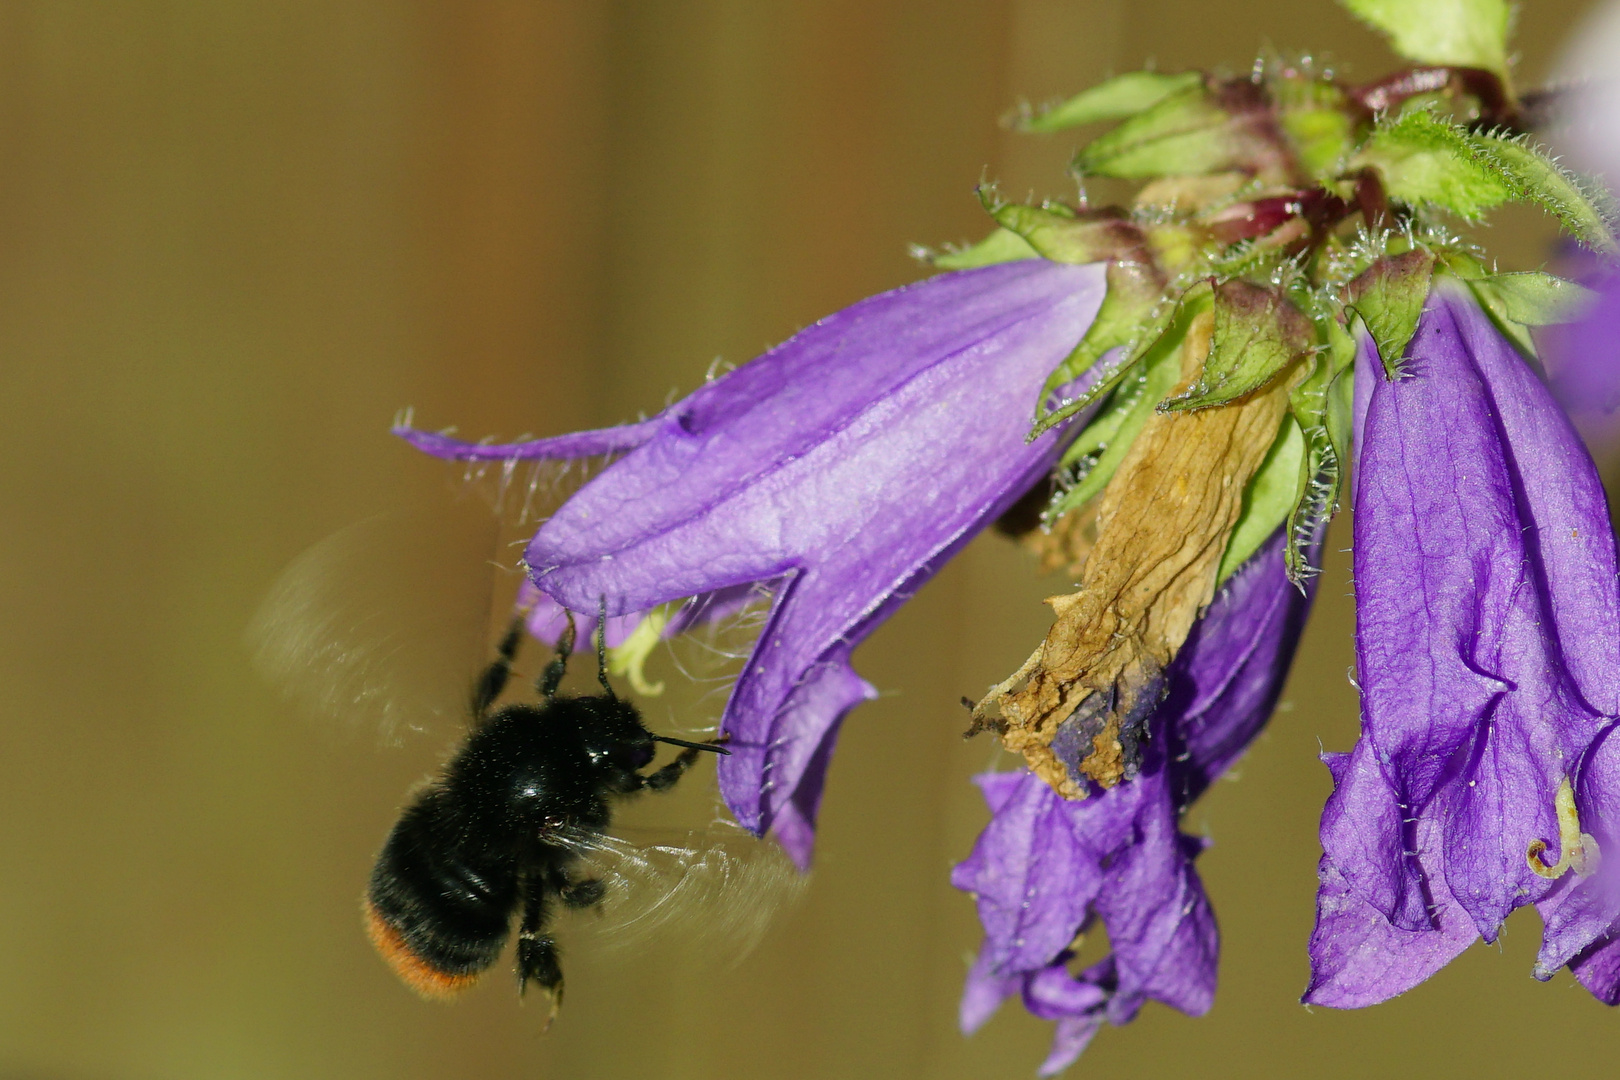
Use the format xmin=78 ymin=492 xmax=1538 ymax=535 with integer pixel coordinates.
xmin=1215 ymin=414 xmax=1306 ymax=587
xmin=1160 ymin=280 xmax=1313 ymax=411
xmin=983 ymin=193 xmax=1144 ymax=265
xmin=1466 ymin=271 xmax=1595 ymax=325
xmin=1073 ymin=81 xmax=1262 ymax=179
xmin=1351 ymin=109 xmax=1511 ymax=220
xmin=1030 ymin=263 xmax=1179 ymax=435
xmin=1272 ymin=76 xmax=1359 ymax=182
xmin=926 ymin=228 xmax=1039 ymax=270
xmin=1465 ymin=134 xmax=1619 ymax=254
xmin=1046 ymin=324 xmax=1187 ymax=519
xmin=1338 ymin=0 xmax=1512 ymax=79
xmin=1345 ymin=248 xmax=1435 ymax=378
xmin=1019 ymin=70 xmax=1203 ymax=134
xmin=1354 ymin=110 xmax=1618 ymax=251
xmin=1280 ymin=324 xmax=1356 ymax=582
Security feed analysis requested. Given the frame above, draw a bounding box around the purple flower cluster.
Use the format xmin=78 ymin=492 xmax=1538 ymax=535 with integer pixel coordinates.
xmin=400 ymin=243 xmax=1620 ymax=1066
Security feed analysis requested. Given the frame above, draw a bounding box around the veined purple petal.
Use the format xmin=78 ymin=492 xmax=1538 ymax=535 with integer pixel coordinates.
xmin=521 ymin=261 xmax=1108 ymax=862
xmin=1304 ymin=753 xmax=1477 ymax=1007
xmin=1313 ymin=282 xmax=1620 ymax=1004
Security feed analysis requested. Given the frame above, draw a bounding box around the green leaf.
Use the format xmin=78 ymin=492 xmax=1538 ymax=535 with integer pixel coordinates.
xmin=1161 ymin=280 xmax=1313 ymax=411
xmin=1338 ymin=0 xmax=1511 ymax=78
xmin=1019 ymin=71 xmax=1204 ymax=133
xmin=1345 ymin=249 xmax=1436 ymax=378
xmin=985 ymin=197 xmax=1144 ymax=265
xmin=1464 ymin=134 xmax=1619 ymax=253
xmin=926 ymin=228 xmax=1039 ymax=269
xmin=1048 ymin=335 xmax=1185 ymax=519
xmin=1216 ymin=415 xmax=1306 ymax=587
xmin=1030 ymin=263 xmax=1178 ymax=435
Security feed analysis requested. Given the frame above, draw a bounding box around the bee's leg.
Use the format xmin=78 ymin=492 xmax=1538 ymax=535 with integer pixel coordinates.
xmin=538 ymin=862 xmax=606 ymax=910
xmin=593 ymin=595 xmax=614 ymax=697
xmin=471 ymin=618 xmax=525 ymax=721
xmin=536 ymin=612 xmax=577 ymax=701
xmin=559 ymin=877 xmax=607 ymax=910
xmin=640 ymin=745 xmax=702 ymax=792
xmin=516 ymin=878 xmax=564 ymax=1026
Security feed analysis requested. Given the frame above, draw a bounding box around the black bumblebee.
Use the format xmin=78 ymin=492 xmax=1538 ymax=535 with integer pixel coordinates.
xmin=363 ymin=612 xmax=727 ymax=1015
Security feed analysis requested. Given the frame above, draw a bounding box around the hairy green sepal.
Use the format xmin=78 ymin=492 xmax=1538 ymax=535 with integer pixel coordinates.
xmin=1046 ymin=316 xmax=1189 ymax=520
xmin=927 ymin=228 xmax=1039 ymax=269
xmin=1345 ymin=248 xmax=1435 ymax=378
xmin=1161 ymin=280 xmax=1313 ymax=411
xmin=1074 ymin=82 xmax=1256 ymax=179
xmin=1031 ymin=262 xmax=1174 ymax=435
xmin=1353 ymin=110 xmax=1617 ymax=251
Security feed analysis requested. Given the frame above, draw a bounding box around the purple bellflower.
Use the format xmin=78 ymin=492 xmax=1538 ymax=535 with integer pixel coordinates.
xmin=955 ymin=528 xmax=1314 ymax=1074
xmin=1306 ymin=284 xmax=1620 ymax=1006
xmin=381 ymin=0 xmax=1620 ymax=1062
xmin=399 ymin=259 xmax=1106 ymax=867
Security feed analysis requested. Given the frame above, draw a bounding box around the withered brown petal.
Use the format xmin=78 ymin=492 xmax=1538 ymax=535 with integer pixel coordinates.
xmin=975 ymin=307 xmax=1297 ymax=797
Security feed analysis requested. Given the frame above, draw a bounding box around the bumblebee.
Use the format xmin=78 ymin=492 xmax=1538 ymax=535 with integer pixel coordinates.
xmin=363 ymin=613 xmax=726 ymax=1016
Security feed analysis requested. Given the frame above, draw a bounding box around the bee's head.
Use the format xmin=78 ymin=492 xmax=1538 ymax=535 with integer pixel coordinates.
xmin=574 ymin=695 xmax=657 ymax=774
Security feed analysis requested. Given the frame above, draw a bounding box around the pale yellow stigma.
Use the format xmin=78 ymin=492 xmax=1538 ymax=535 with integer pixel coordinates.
xmin=606 ymin=601 xmax=676 ymax=696
xmin=1526 ymin=778 xmax=1600 ymax=880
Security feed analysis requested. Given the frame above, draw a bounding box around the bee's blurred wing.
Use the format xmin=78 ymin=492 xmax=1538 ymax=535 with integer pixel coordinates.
xmin=554 ymin=822 xmax=808 ymax=965
xmin=245 ymin=502 xmax=500 ymax=744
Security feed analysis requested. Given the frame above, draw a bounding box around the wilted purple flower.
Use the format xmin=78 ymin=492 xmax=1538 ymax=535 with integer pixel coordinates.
xmin=399 ymin=259 xmax=1106 ymax=867
xmin=954 ymin=527 xmax=1314 ymax=1073
xmin=1306 ymin=284 xmax=1620 ymax=1007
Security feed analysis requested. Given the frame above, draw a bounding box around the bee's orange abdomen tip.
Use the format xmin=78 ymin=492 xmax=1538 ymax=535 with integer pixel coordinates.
xmin=363 ymin=900 xmax=480 ymax=1000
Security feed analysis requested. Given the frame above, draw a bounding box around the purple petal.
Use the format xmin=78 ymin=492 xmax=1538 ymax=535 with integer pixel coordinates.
xmin=1318 ymin=283 xmax=1620 ymax=1001
xmin=960 ymin=946 xmax=1022 ymax=1034
xmin=1342 ymin=286 xmax=1614 ymax=937
xmin=1571 ymin=933 xmax=1620 ymax=1005
xmin=1165 ymin=528 xmax=1317 ymax=803
xmin=1305 ymin=753 xmax=1477 ymax=1007
xmin=1537 ymin=720 xmax=1620 ymax=975
xmin=1039 ymin=1015 xmax=1104 ymax=1078
xmin=1545 ymin=269 xmax=1620 ymax=418
xmin=953 ymin=770 xmax=1101 ymax=975
xmin=516 ymin=580 xmax=643 ymax=649
xmin=523 ymin=261 xmax=1107 ymax=854
xmin=394 ymin=415 xmax=662 ymax=461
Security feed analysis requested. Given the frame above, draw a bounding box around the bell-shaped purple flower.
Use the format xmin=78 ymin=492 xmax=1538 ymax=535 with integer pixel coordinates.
xmin=953 ymin=527 xmax=1314 ymax=1074
xmin=1306 ymin=284 xmax=1620 ymax=1007
xmin=399 ymin=260 xmax=1106 ymax=867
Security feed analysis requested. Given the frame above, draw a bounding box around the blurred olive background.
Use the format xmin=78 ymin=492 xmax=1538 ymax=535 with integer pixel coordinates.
xmin=1 ymin=2 xmax=1616 ymax=1078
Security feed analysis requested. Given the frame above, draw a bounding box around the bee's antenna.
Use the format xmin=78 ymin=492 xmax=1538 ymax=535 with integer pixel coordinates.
xmin=653 ymin=735 xmax=732 ymax=756
xmin=595 ymin=595 xmax=614 ymax=698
